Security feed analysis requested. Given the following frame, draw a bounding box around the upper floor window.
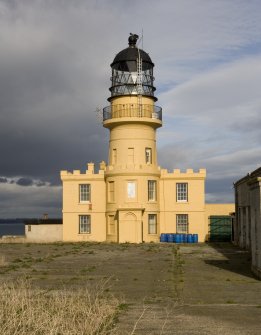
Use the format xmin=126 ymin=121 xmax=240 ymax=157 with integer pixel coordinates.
xmin=79 ymin=184 xmax=91 ymax=202
xmin=176 ymin=214 xmax=188 ymax=233
xmin=148 ymin=180 xmax=157 ymax=201
xmin=145 ymin=148 xmax=152 ymax=164
xmin=79 ymin=215 xmax=91 ymax=234
xmin=176 ymin=183 xmax=188 ymax=202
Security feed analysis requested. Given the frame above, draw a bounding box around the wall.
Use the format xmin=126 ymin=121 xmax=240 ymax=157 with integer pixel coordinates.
xmin=159 ymin=168 xmax=207 ymax=242
xmin=205 ymin=203 xmax=235 ymax=241
xmin=249 ymin=177 xmax=261 ymax=279
xmin=61 ymin=166 xmax=106 ymax=242
xmin=25 ymin=224 xmax=62 ymax=243
xmin=234 ymin=167 xmax=261 ymax=279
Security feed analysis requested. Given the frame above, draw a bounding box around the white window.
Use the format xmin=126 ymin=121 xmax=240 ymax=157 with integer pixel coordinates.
xmin=148 ymin=180 xmax=157 ymax=201
xmin=176 ymin=183 xmax=188 ymax=202
xmin=108 ymin=181 xmax=115 ymax=202
xmin=145 ymin=148 xmax=152 ymax=164
xmin=79 ymin=184 xmax=91 ymax=202
xmin=79 ymin=215 xmax=91 ymax=234
xmin=127 ymin=181 xmax=136 ymax=199
xmin=176 ymin=214 xmax=188 ymax=233
xmin=148 ymin=214 xmax=157 ymax=234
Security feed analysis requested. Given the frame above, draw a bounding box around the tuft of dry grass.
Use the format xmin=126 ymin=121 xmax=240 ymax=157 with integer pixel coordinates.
xmin=0 ymin=255 xmax=7 ymax=267
xmin=0 ymin=278 xmax=119 ymax=335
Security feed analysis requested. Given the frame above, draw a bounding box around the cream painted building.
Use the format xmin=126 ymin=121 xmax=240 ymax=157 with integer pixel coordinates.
xmin=234 ymin=167 xmax=261 ymax=279
xmin=61 ymin=34 xmax=234 ymax=243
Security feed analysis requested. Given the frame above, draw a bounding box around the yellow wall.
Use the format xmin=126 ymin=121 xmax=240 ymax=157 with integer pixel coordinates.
xmin=25 ymin=224 xmax=63 ymax=243
xmin=205 ymin=203 xmax=235 ymax=217
xmin=61 ymin=167 xmax=106 ymax=242
xmin=159 ymin=169 xmax=207 ymax=242
xmin=205 ymin=203 xmax=235 ymax=241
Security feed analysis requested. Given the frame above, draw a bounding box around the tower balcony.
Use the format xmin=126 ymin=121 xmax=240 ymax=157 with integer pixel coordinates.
xmin=103 ymin=104 xmax=162 ymax=121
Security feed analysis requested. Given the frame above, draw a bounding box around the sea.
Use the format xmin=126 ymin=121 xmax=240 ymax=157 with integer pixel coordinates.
xmin=0 ymin=219 xmax=25 ymax=237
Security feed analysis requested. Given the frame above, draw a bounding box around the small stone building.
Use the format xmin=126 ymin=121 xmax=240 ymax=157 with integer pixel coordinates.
xmin=61 ymin=34 xmax=234 ymax=244
xmin=234 ymin=167 xmax=261 ymax=279
xmin=25 ymin=219 xmax=63 ymax=243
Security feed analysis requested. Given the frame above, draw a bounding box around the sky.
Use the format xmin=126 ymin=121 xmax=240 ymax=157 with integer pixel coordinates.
xmin=0 ymin=0 xmax=261 ymax=218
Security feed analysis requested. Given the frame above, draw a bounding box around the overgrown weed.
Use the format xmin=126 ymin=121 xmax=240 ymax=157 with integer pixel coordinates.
xmin=0 ymin=278 xmax=119 ymax=335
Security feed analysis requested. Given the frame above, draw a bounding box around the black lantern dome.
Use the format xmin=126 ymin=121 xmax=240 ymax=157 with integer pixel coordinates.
xmin=109 ymin=33 xmax=156 ymax=101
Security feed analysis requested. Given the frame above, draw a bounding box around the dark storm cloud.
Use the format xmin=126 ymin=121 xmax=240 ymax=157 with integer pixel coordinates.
xmin=16 ymin=177 xmax=33 ymax=186
xmin=0 ymin=0 xmax=112 ymax=186
xmin=0 ymin=177 xmax=8 ymax=183
xmin=35 ymin=181 xmax=46 ymax=187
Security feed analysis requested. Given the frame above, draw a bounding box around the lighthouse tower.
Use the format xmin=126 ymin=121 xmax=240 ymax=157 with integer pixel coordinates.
xmin=103 ymin=34 xmax=162 ymax=243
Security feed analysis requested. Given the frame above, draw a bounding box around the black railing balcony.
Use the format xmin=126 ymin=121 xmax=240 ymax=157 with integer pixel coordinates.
xmin=103 ymin=104 xmax=162 ymax=121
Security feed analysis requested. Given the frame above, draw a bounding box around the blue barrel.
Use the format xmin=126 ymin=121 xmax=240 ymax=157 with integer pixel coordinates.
xmin=160 ymin=233 xmax=168 ymax=242
xmin=175 ymin=234 xmax=182 ymax=243
xmin=182 ymin=234 xmax=187 ymax=243
xmin=167 ymin=233 xmax=174 ymax=243
xmin=187 ymin=234 xmax=193 ymax=243
xmin=192 ymin=234 xmax=198 ymax=243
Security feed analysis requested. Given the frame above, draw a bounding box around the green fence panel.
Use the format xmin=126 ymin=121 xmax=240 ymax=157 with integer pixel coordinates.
xmin=209 ymin=216 xmax=232 ymax=242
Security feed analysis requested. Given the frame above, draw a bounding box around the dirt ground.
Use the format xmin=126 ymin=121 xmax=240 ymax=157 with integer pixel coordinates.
xmin=0 ymin=242 xmax=261 ymax=334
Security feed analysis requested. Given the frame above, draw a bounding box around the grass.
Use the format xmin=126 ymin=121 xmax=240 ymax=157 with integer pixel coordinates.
xmin=0 ymin=255 xmax=7 ymax=267
xmin=0 ymin=278 xmax=120 ymax=335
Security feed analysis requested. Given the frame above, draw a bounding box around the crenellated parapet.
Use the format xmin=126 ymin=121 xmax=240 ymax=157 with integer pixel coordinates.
xmin=60 ymin=162 xmax=106 ymax=181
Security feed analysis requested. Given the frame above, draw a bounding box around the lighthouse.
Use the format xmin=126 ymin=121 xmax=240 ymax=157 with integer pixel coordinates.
xmin=103 ymin=33 xmax=162 ymax=242
xmin=61 ymin=34 xmax=233 ymax=244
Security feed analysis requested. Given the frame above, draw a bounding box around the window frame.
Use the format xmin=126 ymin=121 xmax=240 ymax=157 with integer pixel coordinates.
xmin=79 ymin=184 xmax=91 ymax=203
xmin=148 ymin=180 xmax=157 ymax=201
xmin=79 ymin=215 xmax=91 ymax=234
xmin=176 ymin=183 xmax=188 ymax=202
xmin=176 ymin=214 xmax=188 ymax=234
xmin=145 ymin=147 xmax=152 ymax=164
xmin=148 ymin=214 xmax=157 ymax=234
xmin=127 ymin=180 xmax=136 ymax=199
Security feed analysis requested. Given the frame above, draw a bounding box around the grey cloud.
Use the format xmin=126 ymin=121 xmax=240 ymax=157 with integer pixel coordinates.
xmin=0 ymin=177 xmax=8 ymax=183
xmin=35 ymin=181 xmax=46 ymax=187
xmin=0 ymin=185 xmax=62 ymax=218
xmin=16 ymin=177 xmax=33 ymax=186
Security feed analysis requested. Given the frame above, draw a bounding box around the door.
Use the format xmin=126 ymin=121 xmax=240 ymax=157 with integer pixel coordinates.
xmin=119 ymin=212 xmax=141 ymax=243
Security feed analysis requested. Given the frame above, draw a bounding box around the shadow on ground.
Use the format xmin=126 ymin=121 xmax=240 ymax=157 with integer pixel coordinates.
xmin=204 ymin=242 xmax=255 ymax=279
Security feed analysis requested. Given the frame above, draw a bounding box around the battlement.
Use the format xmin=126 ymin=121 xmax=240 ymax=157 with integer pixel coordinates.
xmin=60 ymin=162 xmax=106 ymax=180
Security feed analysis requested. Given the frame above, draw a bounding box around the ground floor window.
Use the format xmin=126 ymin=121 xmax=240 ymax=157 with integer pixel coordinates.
xmin=148 ymin=214 xmax=157 ymax=234
xmin=79 ymin=215 xmax=91 ymax=234
xmin=176 ymin=214 xmax=188 ymax=233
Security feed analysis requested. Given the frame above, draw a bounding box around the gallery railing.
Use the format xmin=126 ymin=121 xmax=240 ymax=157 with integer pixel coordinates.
xmin=103 ymin=104 xmax=162 ymax=121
